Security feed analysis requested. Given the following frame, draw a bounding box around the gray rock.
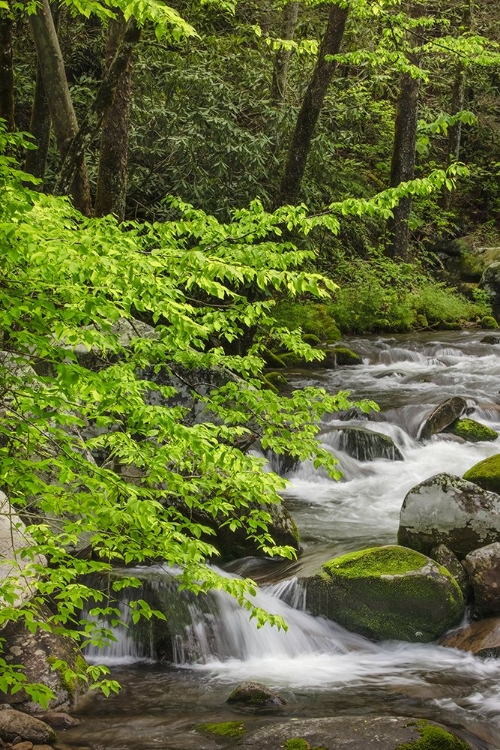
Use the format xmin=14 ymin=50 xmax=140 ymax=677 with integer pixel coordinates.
xmin=236 ymin=716 xmax=474 ymax=749
xmin=430 ymin=544 xmax=470 ymax=597
xmin=481 ymin=261 xmax=500 ymax=314
xmin=0 ymin=709 xmax=55 ymax=744
xmin=398 ymin=473 xmax=500 ymax=558
xmin=463 ymin=542 xmax=500 ymax=617
xmin=320 ymin=426 xmax=404 ymax=462
xmin=302 ymin=546 xmax=463 ymax=643
xmin=226 ymin=681 xmax=286 ymax=706
xmin=418 ymin=397 xmax=468 ymax=441
xmin=440 ymin=617 xmax=500 ymax=658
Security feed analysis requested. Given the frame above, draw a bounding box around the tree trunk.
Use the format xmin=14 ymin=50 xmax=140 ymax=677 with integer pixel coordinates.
xmin=94 ymin=14 xmax=135 ymax=220
xmin=27 ymin=0 xmax=92 ymax=214
xmin=275 ymin=2 xmax=349 ymax=207
xmin=271 ymin=1 xmax=299 ymax=106
xmin=386 ymin=70 xmax=420 ymax=260
xmin=0 ymin=5 xmax=15 ymax=131
xmin=24 ymin=64 xmax=52 ymax=180
xmin=55 ymin=19 xmax=140 ymax=202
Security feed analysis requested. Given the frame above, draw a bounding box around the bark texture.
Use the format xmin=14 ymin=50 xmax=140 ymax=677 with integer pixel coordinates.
xmin=56 ymin=19 xmax=140 ymax=202
xmin=28 ymin=0 xmax=92 ymax=214
xmin=24 ymin=64 xmax=52 ymax=180
xmin=94 ymin=14 xmax=135 ymax=220
xmin=270 ymin=1 xmax=299 ymax=105
xmin=276 ymin=3 xmax=349 ymax=207
xmin=0 ymin=7 xmax=15 ymax=131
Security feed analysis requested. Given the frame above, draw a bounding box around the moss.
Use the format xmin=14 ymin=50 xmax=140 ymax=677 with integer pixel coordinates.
xmin=272 ymin=301 xmax=341 ymax=343
xmin=330 ymin=347 xmax=362 ymax=366
xmin=397 ymin=721 xmax=471 ymax=750
xmin=283 ymin=740 xmax=327 ymax=750
xmin=322 ymin=546 xmax=429 ymax=578
xmin=47 ymin=653 xmax=87 ymax=699
xmin=415 ymin=314 xmax=428 ymax=328
xmin=480 ymin=316 xmax=499 ymax=329
xmin=196 ymin=721 xmax=246 ymax=739
xmin=463 ymin=453 xmax=500 ymax=494
xmin=447 ymin=417 xmax=498 ymax=443
xmin=436 ymin=320 xmax=462 ymax=331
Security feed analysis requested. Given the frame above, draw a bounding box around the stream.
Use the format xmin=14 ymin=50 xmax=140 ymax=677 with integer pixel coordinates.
xmin=60 ymin=331 xmax=500 ymax=750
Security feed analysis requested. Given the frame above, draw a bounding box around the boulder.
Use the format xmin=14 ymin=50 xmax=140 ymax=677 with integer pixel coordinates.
xmin=481 ymin=334 xmax=500 ymax=345
xmin=418 ymin=397 xmax=468 ymax=441
xmin=226 ymin=681 xmax=286 ymax=707
xmin=236 ymin=717 xmax=474 ymax=750
xmin=440 ymin=617 xmax=500 ymax=658
xmin=480 ymin=261 xmax=500 ymax=315
xmin=320 ymin=426 xmax=404 ymax=462
xmin=303 ymin=546 xmax=463 ymax=643
xmin=445 ymin=417 xmax=498 ymax=443
xmin=398 ymin=473 xmax=500 ymax=558
xmin=463 ymin=453 xmax=500 ymax=495
xmin=0 ymin=607 xmax=88 ymax=711
xmin=463 ymin=542 xmax=500 ymax=617
xmin=0 ymin=710 xmax=55 ymax=745
xmin=430 ymin=544 xmax=470 ymax=597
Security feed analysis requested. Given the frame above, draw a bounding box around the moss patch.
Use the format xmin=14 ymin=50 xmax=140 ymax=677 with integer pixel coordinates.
xmin=283 ymin=739 xmax=326 ymax=750
xmin=397 ymin=721 xmax=471 ymax=750
xmin=481 ymin=316 xmax=499 ymax=329
xmin=322 ymin=546 xmax=429 ymax=578
xmin=463 ymin=453 xmax=500 ymax=494
xmin=272 ymin=301 xmax=341 ymax=343
xmin=447 ymin=418 xmax=497 ymax=443
xmin=330 ymin=347 xmax=362 ymax=366
xmin=196 ymin=721 xmax=246 ymax=739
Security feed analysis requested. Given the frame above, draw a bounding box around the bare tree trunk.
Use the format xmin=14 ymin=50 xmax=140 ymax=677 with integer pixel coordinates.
xmin=386 ymin=70 xmax=420 ymax=260
xmin=0 ymin=5 xmax=15 ymax=131
xmin=275 ymin=2 xmax=349 ymax=207
xmin=27 ymin=0 xmax=92 ymax=214
xmin=271 ymin=1 xmax=299 ymax=106
xmin=94 ymin=13 xmax=135 ymax=220
xmin=55 ymin=19 xmax=140 ymax=201
xmin=24 ymin=64 xmax=52 ymax=179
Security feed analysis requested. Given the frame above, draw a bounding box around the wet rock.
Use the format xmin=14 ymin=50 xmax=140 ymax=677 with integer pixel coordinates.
xmin=0 ymin=606 xmax=88 ymax=711
xmin=236 ymin=716 xmax=473 ymax=749
xmin=445 ymin=417 xmax=498 ymax=443
xmin=440 ymin=617 xmax=500 ymax=657
xmin=480 ymin=261 xmax=500 ymax=316
xmin=11 ymin=742 xmax=33 ymax=750
xmin=418 ymin=397 xmax=468 ymax=441
xmin=226 ymin=681 xmax=286 ymax=707
xmin=330 ymin=347 xmax=362 ymax=366
xmin=34 ymin=713 xmax=79 ymax=728
xmin=303 ymin=545 xmax=463 ymax=643
xmin=398 ymin=472 xmax=500 ymax=558
xmin=463 ymin=542 xmax=500 ymax=617
xmin=430 ymin=544 xmax=470 ymax=597
xmin=320 ymin=426 xmax=403 ymax=462
xmin=463 ymin=453 xmax=500 ymax=495
xmin=0 ymin=710 xmax=55 ymax=745
xmin=481 ymin=334 xmax=500 ymax=345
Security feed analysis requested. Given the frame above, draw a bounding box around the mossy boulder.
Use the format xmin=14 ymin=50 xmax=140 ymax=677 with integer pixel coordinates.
xmin=398 ymin=472 xmax=500 ymax=558
xmin=481 ymin=334 xmax=500 ymax=345
xmin=303 ymin=546 xmax=463 ymax=643
xmin=237 ymin=717 xmax=473 ymax=750
xmin=226 ymin=681 xmax=286 ymax=707
xmin=197 ymin=721 xmax=246 ymax=739
xmin=463 ymin=453 xmax=500 ymax=495
xmin=272 ymin=302 xmax=341 ymax=344
xmin=330 ymin=346 xmax=362 ymax=366
xmin=418 ymin=397 xmax=468 ymax=441
xmin=480 ymin=316 xmax=499 ymax=329
xmin=445 ymin=417 xmax=498 ymax=443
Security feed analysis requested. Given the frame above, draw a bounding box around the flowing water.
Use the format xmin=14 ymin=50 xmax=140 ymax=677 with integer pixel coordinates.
xmin=61 ymin=331 xmax=500 ymax=750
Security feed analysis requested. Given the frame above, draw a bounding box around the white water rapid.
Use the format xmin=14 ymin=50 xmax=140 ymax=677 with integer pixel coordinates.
xmin=74 ymin=331 xmax=500 ymax=750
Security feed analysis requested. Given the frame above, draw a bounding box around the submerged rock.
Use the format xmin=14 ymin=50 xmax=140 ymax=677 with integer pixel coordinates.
xmin=0 ymin=710 xmax=55 ymax=744
xmin=398 ymin=473 xmax=500 ymax=558
xmin=440 ymin=617 xmax=500 ymax=658
xmin=418 ymin=397 xmax=468 ymax=441
xmin=226 ymin=681 xmax=286 ymax=707
xmin=321 ymin=426 xmax=403 ymax=462
xmin=463 ymin=542 xmax=500 ymax=618
xmin=303 ymin=545 xmax=463 ymax=643
xmin=236 ymin=716 xmax=473 ymax=749
xmin=463 ymin=453 xmax=500 ymax=495
xmin=445 ymin=417 xmax=498 ymax=443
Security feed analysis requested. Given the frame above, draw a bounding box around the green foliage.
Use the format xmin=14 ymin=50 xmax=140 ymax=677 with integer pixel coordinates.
xmin=0 ymin=123 xmax=379 ymax=704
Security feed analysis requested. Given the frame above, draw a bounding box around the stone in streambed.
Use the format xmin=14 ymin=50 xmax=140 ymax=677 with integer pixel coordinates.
xmin=226 ymin=681 xmax=286 ymax=706
xmin=418 ymin=397 xmax=468 ymax=441
xmin=463 ymin=453 xmax=500 ymax=495
xmin=0 ymin=710 xmax=55 ymax=744
xmin=440 ymin=617 xmax=500 ymax=658
xmin=398 ymin=473 xmax=500 ymax=558
xmin=430 ymin=544 xmax=470 ymax=597
xmin=445 ymin=417 xmax=498 ymax=443
xmin=303 ymin=546 xmax=463 ymax=643
xmin=321 ymin=426 xmax=403 ymax=462
xmin=463 ymin=542 xmax=500 ymax=618
xmin=237 ymin=716 xmax=473 ymax=749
